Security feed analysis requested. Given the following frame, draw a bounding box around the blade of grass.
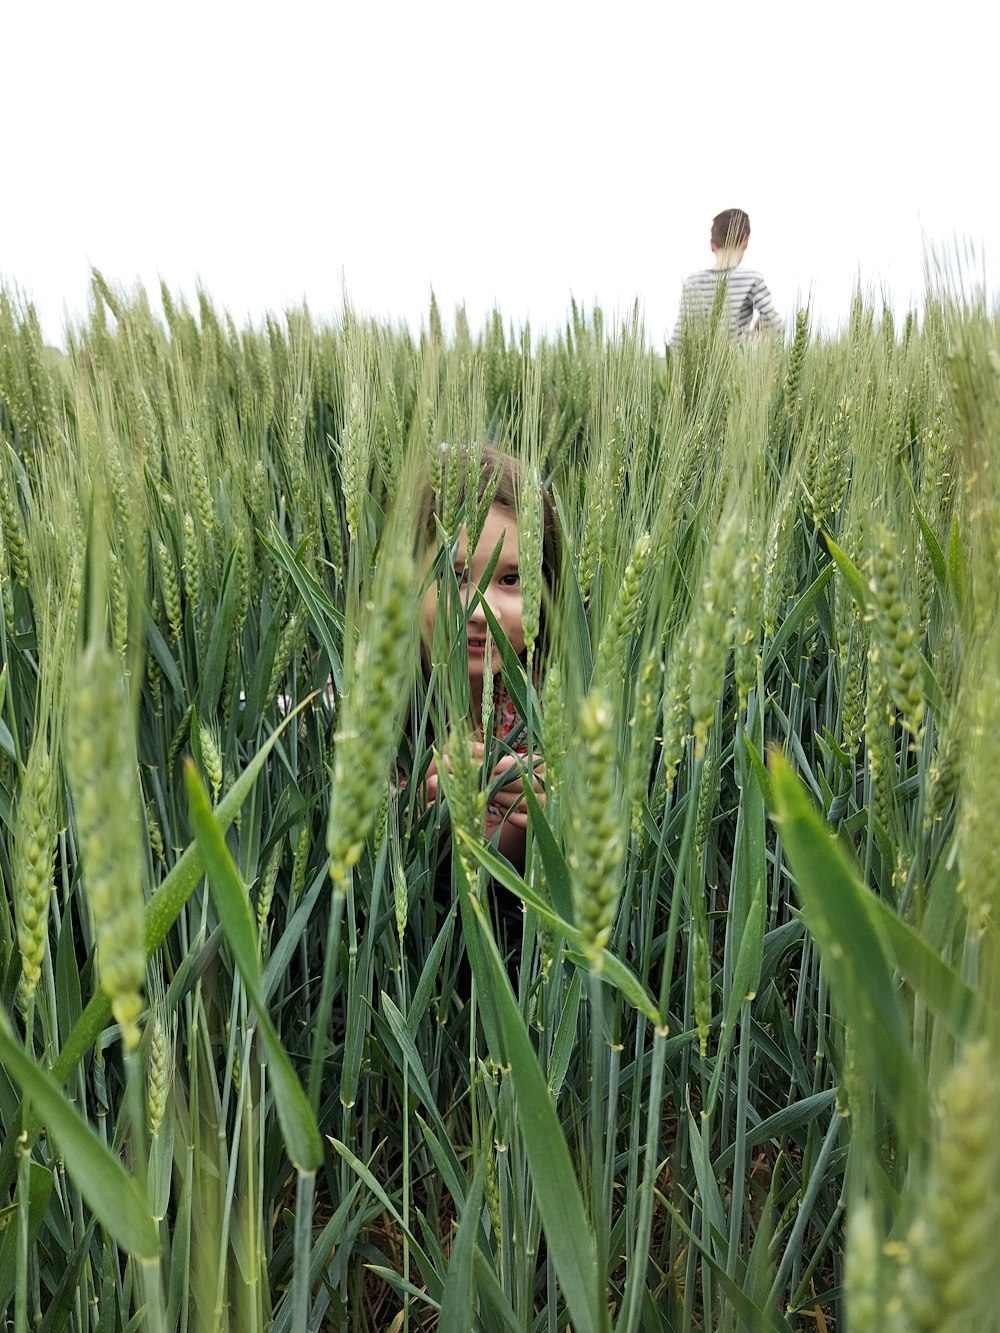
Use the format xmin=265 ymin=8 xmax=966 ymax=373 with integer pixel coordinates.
xmin=0 ymin=1014 xmax=159 ymax=1260
xmin=464 ymin=891 xmax=607 ymax=1333
xmin=768 ymin=750 xmax=923 ymax=1136
xmin=437 ymin=1153 xmax=485 ymax=1333
xmin=185 ymin=760 xmax=322 ymax=1171
xmin=457 ymin=827 xmax=660 ymax=1025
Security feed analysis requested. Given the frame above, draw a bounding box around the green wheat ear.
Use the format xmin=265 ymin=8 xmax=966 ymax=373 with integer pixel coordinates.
xmin=889 ymin=1040 xmax=1000 ymax=1332
xmin=691 ymin=514 xmax=738 ymax=758
xmin=627 ymin=646 xmax=662 ymax=833
xmin=518 ymin=460 xmax=543 ymax=668
xmin=868 ymin=524 xmax=925 ymax=740
xmin=0 ymin=468 xmax=29 ymax=585
xmin=145 ymin=999 xmax=173 ymax=1141
xmin=327 ymin=550 xmax=416 ymax=891
xmin=844 ymin=1198 xmax=883 ymax=1332
xmin=65 ymin=639 xmax=145 ymax=1049
xmin=594 ymin=530 xmax=651 ymax=691
xmin=658 ymin=631 xmax=691 ymax=802
xmin=13 ymin=734 xmax=57 ymax=1001
xmin=568 ymin=689 xmax=625 ymax=968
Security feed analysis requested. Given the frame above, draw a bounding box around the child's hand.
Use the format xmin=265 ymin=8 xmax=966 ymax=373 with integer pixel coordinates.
xmin=420 ymin=744 xmax=545 ymax=842
xmin=476 ymin=743 xmax=546 ymax=832
xmin=419 ymin=754 xmax=446 ymax=809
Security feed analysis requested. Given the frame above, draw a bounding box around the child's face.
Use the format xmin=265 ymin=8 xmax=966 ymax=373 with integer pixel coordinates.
xmin=423 ymin=502 xmax=525 ymax=684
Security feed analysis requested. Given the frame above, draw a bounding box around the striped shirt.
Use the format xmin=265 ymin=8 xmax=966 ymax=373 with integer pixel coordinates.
xmin=671 ymin=267 xmax=782 ymax=344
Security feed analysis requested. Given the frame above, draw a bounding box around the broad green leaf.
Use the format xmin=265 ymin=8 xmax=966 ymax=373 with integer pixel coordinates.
xmin=763 ymin=562 xmax=835 ymax=667
xmin=740 ymin=733 xmax=773 ymax=821
xmin=472 ymin=1247 xmax=522 ymax=1333
xmin=406 ymin=905 xmax=458 ymax=1034
xmin=413 ymin=1114 xmax=468 ymax=1215
xmin=730 ymin=716 xmax=768 ymax=972
xmin=260 ymin=527 xmax=345 ymax=692
xmin=518 ymin=777 xmax=574 ymax=922
xmin=719 ymin=877 xmax=765 ymax=1045
xmin=766 ymin=697 xmax=825 ymax=803
xmin=199 ymin=546 xmax=239 ymax=716
xmin=547 ymin=969 xmax=583 ymax=1097
xmin=947 ymin=510 xmax=968 ymax=616
xmin=713 ymin=1090 xmax=837 ymax=1171
xmin=0 ymin=1160 xmax=52 ymax=1310
xmin=365 ymin=1267 xmax=441 ymax=1314
xmin=465 ymin=891 xmax=606 ymax=1333
xmin=760 ymin=920 xmax=805 ymax=981
xmin=0 ymin=1014 xmax=158 ymax=1259
xmin=35 ymin=1225 xmax=96 ymax=1333
xmin=686 ymin=1104 xmax=727 ymax=1238
xmin=55 ymin=911 xmax=84 ymax=1044
xmin=239 ymin=602 xmax=286 ymax=742
xmin=339 ymin=838 xmax=387 ymax=1112
xmin=872 ymin=895 xmax=992 ymax=1038
xmin=437 ymin=1154 xmax=485 ymax=1333
xmin=903 ymin=468 xmax=948 ymax=593
xmin=551 ymin=518 xmax=595 ymax=684
xmin=737 ymin=874 xmax=765 ymax=1000
xmin=768 ymin=751 xmax=924 ymax=1135
xmin=918 ymin=653 xmax=946 ymax=720
xmin=186 ymin=761 xmax=322 ymax=1171
xmin=185 ymin=760 xmax=258 ymax=967
xmin=262 ymin=854 xmax=331 ymax=1004
xmin=0 ymin=702 xmax=310 ymax=1211
xmin=822 ymin=535 xmax=869 ymax=616
xmin=143 ymin=612 xmax=184 ymax=698
xmin=457 ymin=828 xmax=660 ymax=1025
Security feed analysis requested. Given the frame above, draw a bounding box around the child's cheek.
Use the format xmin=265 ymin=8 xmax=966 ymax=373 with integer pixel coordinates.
xmin=420 ymin=582 xmax=438 ymax=646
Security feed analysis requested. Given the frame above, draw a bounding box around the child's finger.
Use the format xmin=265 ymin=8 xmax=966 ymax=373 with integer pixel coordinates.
xmin=489 ymin=786 xmax=523 ymax=811
xmin=490 ymin=754 xmax=546 ymax=792
xmin=421 ymin=769 xmax=442 ymax=807
xmin=490 ymin=754 xmax=524 ymax=782
xmin=486 ymin=803 xmax=528 ymax=833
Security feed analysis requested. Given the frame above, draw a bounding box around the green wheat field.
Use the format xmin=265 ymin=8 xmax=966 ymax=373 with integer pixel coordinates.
xmin=1 ymin=270 xmax=999 ymax=1332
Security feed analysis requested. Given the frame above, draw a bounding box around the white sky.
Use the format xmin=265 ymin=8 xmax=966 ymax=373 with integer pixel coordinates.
xmin=5 ymin=0 xmax=997 ymax=347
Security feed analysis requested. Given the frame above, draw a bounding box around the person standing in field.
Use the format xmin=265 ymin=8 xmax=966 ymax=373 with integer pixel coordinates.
xmin=671 ymin=208 xmax=783 ymax=344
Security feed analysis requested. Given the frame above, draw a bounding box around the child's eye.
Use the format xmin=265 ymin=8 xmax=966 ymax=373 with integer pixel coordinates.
xmin=499 ymin=571 xmax=521 ymax=588
xmin=453 ymin=567 xmax=468 ymax=584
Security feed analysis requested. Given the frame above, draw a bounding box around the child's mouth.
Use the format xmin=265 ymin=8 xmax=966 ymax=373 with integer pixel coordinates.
xmin=467 ymin=638 xmax=487 ymax=657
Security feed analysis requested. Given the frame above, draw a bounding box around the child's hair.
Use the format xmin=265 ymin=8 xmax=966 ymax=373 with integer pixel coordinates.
xmin=478 ymin=447 xmax=561 ymax=603
xmin=711 ymin=208 xmax=751 ymax=250
xmin=419 ymin=444 xmax=562 ymax=661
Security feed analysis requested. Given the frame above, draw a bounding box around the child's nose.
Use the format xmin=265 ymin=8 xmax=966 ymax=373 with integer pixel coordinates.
xmin=466 ymin=588 xmax=489 ymax=626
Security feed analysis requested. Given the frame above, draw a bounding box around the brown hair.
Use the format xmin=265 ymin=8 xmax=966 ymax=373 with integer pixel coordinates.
xmin=479 ymin=447 xmax=561 ymax=596
xmin=421 ymin=446 xmax=560 ymax=596
xmin=419 ymin=444 xmax=562 ymax=660
xmin=711 ymin=208 xmax=751 ymax=250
